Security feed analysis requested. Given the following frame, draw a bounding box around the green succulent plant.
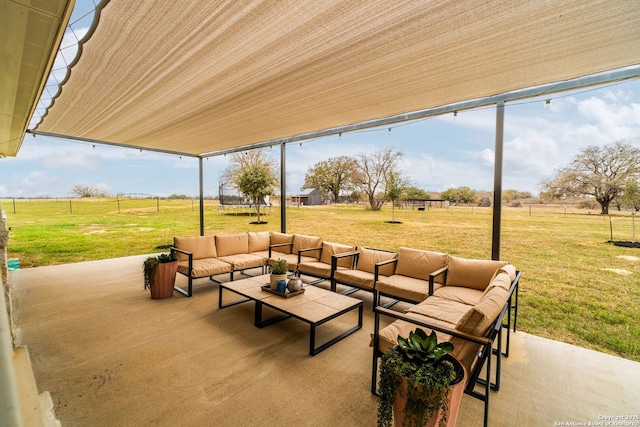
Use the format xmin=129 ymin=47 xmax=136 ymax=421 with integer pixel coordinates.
xmin=269 ymin=258 xmax=288 ymax=275
xmin=377 ymin=328 xmax=459 ymax=427
xmin=397 ymin=328 xmax=454 ymax=364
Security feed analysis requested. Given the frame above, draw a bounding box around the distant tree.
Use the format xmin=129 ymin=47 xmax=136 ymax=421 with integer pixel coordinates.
xmin=440 ymin=186 xmax=477 ymax=204
xmin=222 ymin=149 xmax=278 ymax=223
xmin=71 ymin=184 xmax=102 ymax=198
xmin=503 ymin=189 xmax=533 ymax=203
xmin=541 ymin=142 xmax=640 ymax=215
xmin=384 ymin=170 xmax=410 ymax=222
xmin=477 ymin=195 xmax=492 ymax=207
xmin=353 ymin=148 xmax=404 ymax=210
xmin=302 ymin=156 xmax=357 ymax=203
xmin=622 ymin=176 xmax=640 ymax=212
xmin=167 ymin=194 xmax=189 ymax=199
xmin=402 ymin=186 xmax=430 ymax=201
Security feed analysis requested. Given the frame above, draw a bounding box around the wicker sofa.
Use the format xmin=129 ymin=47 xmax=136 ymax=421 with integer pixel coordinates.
xmin=372 ymin=259 xmax=521 ymax=427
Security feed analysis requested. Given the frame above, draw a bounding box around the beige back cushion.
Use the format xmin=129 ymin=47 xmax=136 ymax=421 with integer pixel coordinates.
xmin=173 ymin=236 xmax=216 ymax=261
xmin=270 ymin=232 xmax=294 ymax=254
xmin=292 ymin=234 xmax=322 ymax=258
xmin=248 ymin=231 xmax=270 ymax=252
xmin=215 ymin=234 xmax=249 ymax=257
xmin=358 ymin=248 xmax=397 ymax=276
xmin=395 ymin=247 xmax=448 ymax=281
xmin=456 ymin=285 xmax=510 ymax=336
xmin=446 ymin=256 xmax=508 ymax=290
xmin=482 ymin=264 xmax=516 ymax=297
xmin=320 ymin=242 xmax=356 ymax=268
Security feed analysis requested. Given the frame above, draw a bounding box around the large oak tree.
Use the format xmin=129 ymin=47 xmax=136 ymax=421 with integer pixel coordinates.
xmin=541 ymin=142 xmax=640 ymax=215
xmin=302 ymin=156 xmax=357 ymax=203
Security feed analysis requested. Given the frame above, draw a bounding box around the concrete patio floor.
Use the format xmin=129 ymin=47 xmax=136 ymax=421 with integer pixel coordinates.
xmin=8 ymin=255 xmax=640 ymax=426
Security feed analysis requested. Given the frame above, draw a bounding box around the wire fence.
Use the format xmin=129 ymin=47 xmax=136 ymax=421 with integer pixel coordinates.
xmin=0 ymin=197 xmax=219 ymax=215
xmin=1 ymin=197 xmax=638 ymax=241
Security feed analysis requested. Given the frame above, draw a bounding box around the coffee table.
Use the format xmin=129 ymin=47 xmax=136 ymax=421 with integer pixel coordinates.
xmin=218 ymin=274 xmax=363 ymax=355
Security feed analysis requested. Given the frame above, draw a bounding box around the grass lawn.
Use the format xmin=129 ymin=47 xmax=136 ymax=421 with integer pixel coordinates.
xmin=3 ymin=198 xmax=639 ymax=361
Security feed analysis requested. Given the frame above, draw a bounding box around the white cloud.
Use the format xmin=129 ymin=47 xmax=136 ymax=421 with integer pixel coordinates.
xmin=3 ymin=171 xmax=66 ymax=198
xmin=41 ymin=150 xmax=102 ymax=170
xmin=474 ymin=149 xmax=494 ymax=170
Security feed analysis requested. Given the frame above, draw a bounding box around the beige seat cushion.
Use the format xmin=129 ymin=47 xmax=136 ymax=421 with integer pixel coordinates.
xmin=249 ymin=250 xmax=271 ymax=260
xmin=333 ymin=269 xmax=376 ymax=290
xmin=178 ymin=258 xmax=232 ymax=277
xmin=269 ymin=253 xmax=316 ymax=271
xmin=319 ymin=242 xmax=356 ymax=268
xmin=357 ymin=248 xmax=397 ymax=276
xmin=217 ymin=253 xmax=266 ymax=270
xmin=173 ymin=236 xmax=217 ymax=261
xmin=270 ymin=232 xmax=294 ymax=254
xmin=405 ymin=296 xmax=472 ymax=325
xmin=433 ymin=286 xmax=483 ymax=306
xmin=215 ymin=234 xmax=249 ymax=257
xmin=248 ymin=231 xmax=270 ymax=252
xmin=292 ymin=234 xmax=323 ymax=259
xmin=297 ymin=261 xmax=347 ymax=279
xmin=376 ymin=274 xmax=441 ymax=303
xmin=446 ymin=256 xmax=508 ymax=291
xmin=395 ymin=247 xmax=448 ymax=281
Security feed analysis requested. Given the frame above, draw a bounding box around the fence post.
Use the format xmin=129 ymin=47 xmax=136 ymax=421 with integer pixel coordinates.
xmin=69 ymin=199 xmax=72 ymax=214
xmin=156 ymin=197 xmax=159 ymax=213
xmin=12 ymin=199 xmax=16 ymax=214
xmin=609 ymin=218 xmax=613 ymax=242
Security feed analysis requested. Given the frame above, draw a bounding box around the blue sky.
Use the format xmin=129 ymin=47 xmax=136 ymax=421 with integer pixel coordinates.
xmin=2 ymin=2 xmax=640 ymax=199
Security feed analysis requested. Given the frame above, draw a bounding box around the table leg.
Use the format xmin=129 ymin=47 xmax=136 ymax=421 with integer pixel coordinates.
xmin=254 ymin=301 xmax=290 ymax=328
xmin=310 ymin=302 xmax=363 ymax=356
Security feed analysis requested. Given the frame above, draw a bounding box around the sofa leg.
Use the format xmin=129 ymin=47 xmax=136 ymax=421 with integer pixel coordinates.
xmin=174 ymin=275 xmax=193 ymax=297
xmin=371 ymin=351 xmax=380 ymax=395
xmin=371 ymin=309 xmax=381 ymax=395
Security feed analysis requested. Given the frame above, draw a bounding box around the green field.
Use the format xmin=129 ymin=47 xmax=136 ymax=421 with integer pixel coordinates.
xmin=3 ymin=197 xmax=639 ymax=361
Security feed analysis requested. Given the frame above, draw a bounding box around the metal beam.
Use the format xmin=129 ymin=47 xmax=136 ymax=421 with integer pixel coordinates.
xmin=492 ymin=101 xmax=505 ymax=261
xmin=199 ymin=157 xmax=204 ymax=236
xmin=201 ymin=66 xmax=640 ymax=158
xmin=29 ymin=131 xmax=199 ymax=158
xmin=280 ymin=143 xmax=286 ymax=232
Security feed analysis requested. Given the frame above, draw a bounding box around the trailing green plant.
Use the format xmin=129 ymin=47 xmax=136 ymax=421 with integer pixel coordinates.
xmin=269 ymin=258 xmax=288 ymax=275
xmin=377 ymin=329 xmax=457 ymax=427
xmin=143 ymin=252 xmax=177 ymax=290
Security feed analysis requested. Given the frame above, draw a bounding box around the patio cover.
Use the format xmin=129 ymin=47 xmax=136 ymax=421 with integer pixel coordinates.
xmin=20 ymin=0 xmax=640 ymax=158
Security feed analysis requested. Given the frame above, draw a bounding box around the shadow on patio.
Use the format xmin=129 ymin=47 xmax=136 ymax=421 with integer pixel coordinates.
xmin=9 ymin=256 xmax=640 ymax=426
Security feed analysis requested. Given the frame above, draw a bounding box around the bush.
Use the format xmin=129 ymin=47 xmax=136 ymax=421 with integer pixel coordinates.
xmin=477 ymin=196 xmax=491 ymax=207
xmin=577 ymin=200 xmax=597 ymax=210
